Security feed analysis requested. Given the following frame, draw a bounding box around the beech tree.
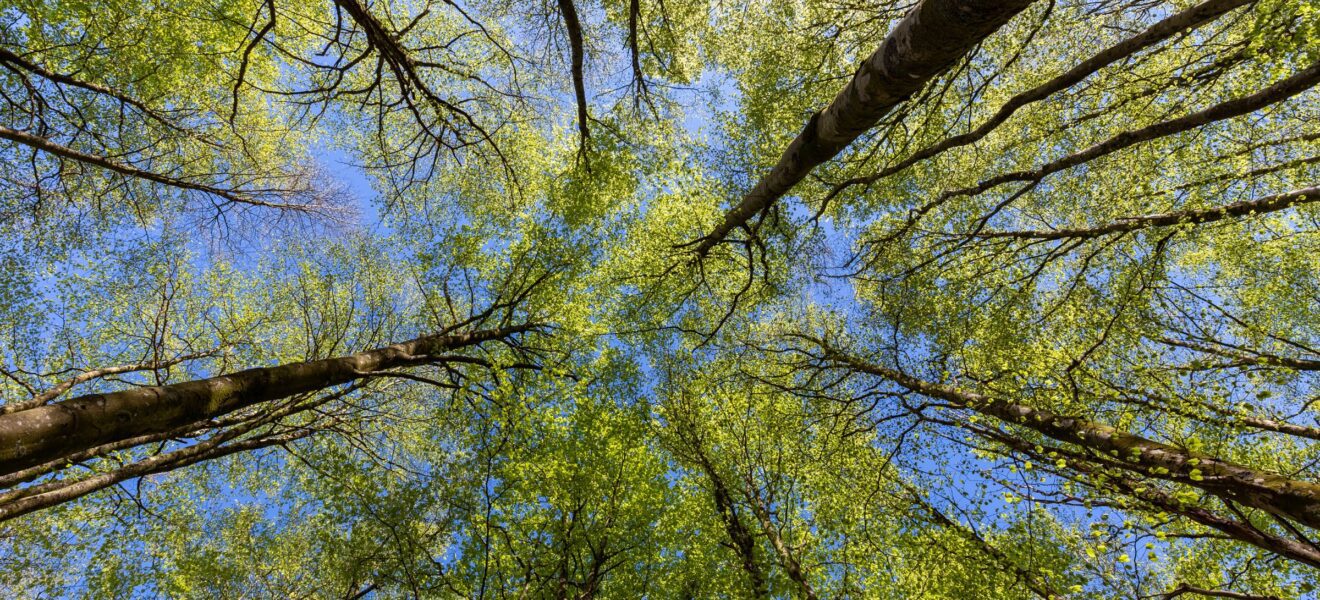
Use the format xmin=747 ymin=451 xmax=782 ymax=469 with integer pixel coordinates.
xmin=0 ymin=0 xmax=1317 ymax=597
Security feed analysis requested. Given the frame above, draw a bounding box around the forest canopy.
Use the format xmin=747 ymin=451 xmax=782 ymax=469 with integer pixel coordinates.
xmin=0 ymin=0 xmax=1318 ymax=597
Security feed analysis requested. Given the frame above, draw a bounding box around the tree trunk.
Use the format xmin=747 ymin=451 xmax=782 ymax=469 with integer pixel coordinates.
xmin=693 ymin=0 xmax=1036 ymax=257
xmin=0 ymin=324 xmax=537 ymax=476
xmin=822 ymin=347 xmax=1320 ymax=531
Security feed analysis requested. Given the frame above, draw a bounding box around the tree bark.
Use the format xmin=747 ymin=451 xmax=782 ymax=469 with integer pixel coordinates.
xmin=0 ymin=125 xmax=315 ymax=211
xmin=557 ymin=0 xmax=592 ymax=152
xmin=975 ymin=185 xmax=1320 ymax=241
xmin=687 ymin=442 xmax=769 ymax=598
xmin=823 ymin=0 xmax=1254 ymax=203
xmin=977 ymin=425 xmax=1320 ymax=568
xmin=0 ymin=428 xmax=311 ymax=522
xmin=1161 ymin=583 xmax=1282 ymax=600
xmin=692 ymin=0 xmax=1036 ymax=257
xmin=0 ymin=324 xmax=537 ymax=476
xmin=744 ymin=484 xmax=818 ymax=600
xmin=819 ymin=345 xmax=1320 ymax=531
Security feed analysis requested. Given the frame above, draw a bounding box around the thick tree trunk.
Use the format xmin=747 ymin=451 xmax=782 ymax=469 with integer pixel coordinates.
xmin=980 ymin=425 xmax=1320 ymax=568
xmin=556 ymin=0 xmax=591 ymax=149
xmin=0 ymin=324 xmax=536 ymax=476
xmin=824 ymin=0 xmax=1255 ymax=202
xmin=693 ymin=0 xmax=1036 ymax=257
xmin=822 ymin=348 xmax=1320 ymax=531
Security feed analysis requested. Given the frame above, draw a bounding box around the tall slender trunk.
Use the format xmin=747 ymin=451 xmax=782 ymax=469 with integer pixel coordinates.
xmin=692 ymin=0 xmax=1036 ymax=257
xmin=0 ymin=324 xmax=537 ymax=476
xmin=744 ymin=483 xmax=818 ymax=600
xmin=556 ymin=0 xmax=591 ymax=153
xmin=691 ymin=448 xmax=769 ymax=598
xmin=820 ymin=346 xmax=1320 ymax=530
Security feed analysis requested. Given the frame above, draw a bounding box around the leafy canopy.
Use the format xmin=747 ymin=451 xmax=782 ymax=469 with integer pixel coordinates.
xmin=0 ymin=0 xmax=1318 ymax=597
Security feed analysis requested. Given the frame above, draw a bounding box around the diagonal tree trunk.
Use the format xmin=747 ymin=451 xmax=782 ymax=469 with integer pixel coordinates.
xmin=691 ymin=0 xmax=1036 ymax=257
xmin=0 ymin=126 xmax=323 ymax=212
xmin=0 ymin=323 xmax=539 ymax=476
xmin=973 ymin=184 xmax=1320 ymax=241
xmin=671 ymin=412 xmax=771 ymax=598
xmin=743 ymin=481 xmax=819 ymax=600
xmin=823 ymin=0 xmax=1255 ymax=203
xmin=813 ymin=341 xmax=1320 ymax=531
xmin=697 ymin=452 xmax=770 ymax=599
xmin=976 ymin=423 xmax=1320 ymax=568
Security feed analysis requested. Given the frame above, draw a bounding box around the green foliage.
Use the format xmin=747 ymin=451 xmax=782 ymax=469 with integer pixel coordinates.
xmin=1 ymin=0 xmax=1317 ymax=597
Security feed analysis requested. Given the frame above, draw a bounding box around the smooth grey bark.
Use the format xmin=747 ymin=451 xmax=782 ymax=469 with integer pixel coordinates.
xmin=0 ymin=324 xmax=537 ymax=476
xmin=692 ymin=0 xmax=1036 ymax=257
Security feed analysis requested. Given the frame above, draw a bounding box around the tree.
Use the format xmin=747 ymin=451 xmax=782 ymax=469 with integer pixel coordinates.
xmin=1 ymin=0 xmax=1317 ymax=597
